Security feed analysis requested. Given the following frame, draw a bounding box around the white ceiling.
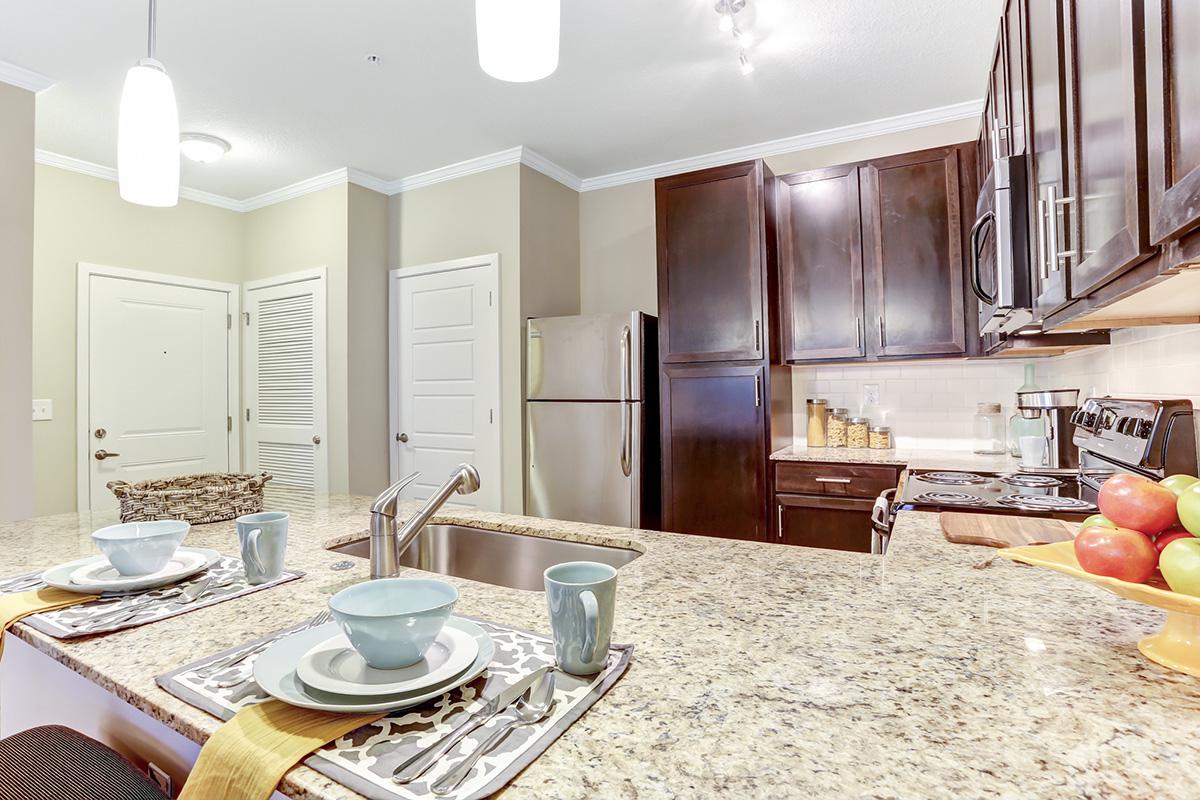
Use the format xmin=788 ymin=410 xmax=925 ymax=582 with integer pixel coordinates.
xmin=1 ymin=0 xmax=1003 ymax=200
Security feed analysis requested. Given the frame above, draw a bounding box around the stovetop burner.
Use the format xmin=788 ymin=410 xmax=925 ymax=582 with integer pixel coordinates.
xmin=918 ymin=471 xmax=989 ymax=485
xmin=995 ymin=494 xmax=1097 ymax=512
xmin=998 ymin=474 xmax=1064 ymax=488
xmin=911 ymin=491 xmax=989 ymax=506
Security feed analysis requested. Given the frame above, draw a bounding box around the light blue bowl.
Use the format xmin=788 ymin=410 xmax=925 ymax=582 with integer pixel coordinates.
xmin=328 ymin=578 xmax=458 ymax=670
xmin=92 ymin=520 xmax=190 ymax=576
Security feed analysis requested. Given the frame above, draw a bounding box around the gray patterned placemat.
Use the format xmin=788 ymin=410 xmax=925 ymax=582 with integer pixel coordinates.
xmin=157 ymin=615 xmax=632 ymax=800
xmin=0 ymin=557 xmax=304 ymax=639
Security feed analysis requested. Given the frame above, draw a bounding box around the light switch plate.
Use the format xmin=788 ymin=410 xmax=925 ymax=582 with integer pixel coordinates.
xmin=31 ymin=399 xmax=52 ymax=421
xmin=863 ymin=384 xmax=880 ymax=407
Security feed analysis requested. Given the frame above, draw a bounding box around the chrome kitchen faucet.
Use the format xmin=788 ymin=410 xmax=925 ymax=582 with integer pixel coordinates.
xmin=369 ymin=463 xmax=481 ymax=579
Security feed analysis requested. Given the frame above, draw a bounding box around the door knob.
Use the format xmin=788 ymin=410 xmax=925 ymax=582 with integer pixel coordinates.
xmin=397 ymin=433 xmax=409 ymax=443
xmin=312 ymin=435 xmax=321 ymax=445
xmin=94 ymin=449 xmax=120 ymax=460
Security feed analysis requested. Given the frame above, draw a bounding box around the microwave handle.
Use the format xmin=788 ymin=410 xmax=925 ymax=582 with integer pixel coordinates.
xmin=968 ymin=210 xmax=996 ymax=305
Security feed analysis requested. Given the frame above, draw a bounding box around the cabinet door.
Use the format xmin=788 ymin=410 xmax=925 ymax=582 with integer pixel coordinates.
xmin=1064 ymin=0 xmax=1153 ymax=296
xmin=660 ymin=363 xmax=765 ymax=540
xmin=1027 ymin=0 xmax=1075 ymax=316
xmin=1145 ymin=0 xmax=1200 ymax=246
xmin=656 ymin=162 xmax=765 ymax=364
xmin=1004 ymin=0 xmax=1030 ymax=156
xmin=861 ymin=146 xmax=967 ymax=358
xmin=778 ymin=165 xmax=866 ymax=361
xmin=989 ymin=30 xmax=1013 ymax=159
xmin=774 ymin=494 xmax=874 ymax=553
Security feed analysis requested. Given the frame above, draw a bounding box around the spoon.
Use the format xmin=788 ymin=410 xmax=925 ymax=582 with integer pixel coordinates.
xmin=431 ymin=669 xmax=557 ymax=796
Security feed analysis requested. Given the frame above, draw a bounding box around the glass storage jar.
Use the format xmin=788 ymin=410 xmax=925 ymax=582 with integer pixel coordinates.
xmin=806 ymin=399 xmax=828 ymax=447
xmin=973 ymin=402 xmax=1006 ymax=454
xmin=847 ymin=417 xmax=870 ymax=448
xmin=868 ymin=426 xmax=892 ymax=450
xmin=826 ymin=408 xmax=848 ymax=448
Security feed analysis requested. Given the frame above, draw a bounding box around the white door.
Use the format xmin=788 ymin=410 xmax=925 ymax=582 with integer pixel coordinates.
xmin=86 ymin=273 xmax=233 ymax=510
xmin=391 ymin=257 xmax=501 ymax=511
xmin=243 ymin=272 xmax=328 ymax=490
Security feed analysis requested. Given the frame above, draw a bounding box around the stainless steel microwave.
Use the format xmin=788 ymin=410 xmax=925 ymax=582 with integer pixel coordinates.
xmin=970 ymin=154 xmax=1033 ymax=335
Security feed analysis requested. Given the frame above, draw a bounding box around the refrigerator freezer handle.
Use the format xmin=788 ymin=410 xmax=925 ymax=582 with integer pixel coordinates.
xmin=619 ymin=326 xmax=632 ymax=477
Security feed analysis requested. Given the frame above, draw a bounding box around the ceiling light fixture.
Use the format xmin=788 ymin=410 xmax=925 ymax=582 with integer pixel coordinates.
xmin=475 ymin=0 xmax=560 ymax=82
xmin=714 ymin=0 xmax=757 ymax=76
xmin=118 ymin=0 xmax=180 ymax=206
xmin=180 ymin=133 xmax=231 ymax=164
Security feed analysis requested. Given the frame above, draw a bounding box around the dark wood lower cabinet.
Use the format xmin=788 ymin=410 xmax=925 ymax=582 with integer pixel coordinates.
xmin=774 ymin=493 xmax=875 ymax=553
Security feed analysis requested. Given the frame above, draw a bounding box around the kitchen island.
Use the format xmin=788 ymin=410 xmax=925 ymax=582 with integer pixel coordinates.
xmin=2 ymin=495 xmax=1198 ymax=799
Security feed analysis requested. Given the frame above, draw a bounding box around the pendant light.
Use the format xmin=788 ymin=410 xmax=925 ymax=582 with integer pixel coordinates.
xmin=118 ymin=0 xmax=180 ymax=207
xmin=475 ymin=0 xmax=560 ymax=82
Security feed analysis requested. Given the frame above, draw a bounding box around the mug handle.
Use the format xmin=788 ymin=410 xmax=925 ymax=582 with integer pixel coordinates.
xmin=579 ymin=589 xmax=599 ymax=664
xmin=244 ymin=528 xmax=265 ymax=575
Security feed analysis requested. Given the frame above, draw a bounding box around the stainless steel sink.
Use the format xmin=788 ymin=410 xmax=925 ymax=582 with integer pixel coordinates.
xmin=329 ymin=524 xmax=641 ymax=592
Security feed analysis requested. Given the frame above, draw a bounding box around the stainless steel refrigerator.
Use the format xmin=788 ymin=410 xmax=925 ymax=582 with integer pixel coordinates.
xmin=525 ymin=312 xmax=659 ymax=529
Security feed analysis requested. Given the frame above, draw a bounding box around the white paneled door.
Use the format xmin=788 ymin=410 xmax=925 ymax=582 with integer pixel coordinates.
xmin=243 ymin=271 xmax=328 ymax=490
xmin=84 ymin=270 xmax=235 ymax=511
xmin=391 ymin=256 xmax=501 ymax=511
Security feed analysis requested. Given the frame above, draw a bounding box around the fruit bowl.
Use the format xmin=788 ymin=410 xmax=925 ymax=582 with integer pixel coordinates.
xmin=1000 ymin=540 xmax=1200 ymax=677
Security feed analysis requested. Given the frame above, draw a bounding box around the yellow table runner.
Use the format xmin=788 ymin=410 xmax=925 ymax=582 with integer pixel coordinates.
xmin=0 ymin=588 xmax=98 ymax=659
xmin=179 ymin=700 xmax=387 ymax=800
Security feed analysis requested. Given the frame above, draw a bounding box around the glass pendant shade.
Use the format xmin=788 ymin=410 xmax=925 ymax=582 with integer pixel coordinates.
xmin=118 ymin=58 xmax=180 ymax=207
xmin=475 ymin=0 xmax=560 ymax=82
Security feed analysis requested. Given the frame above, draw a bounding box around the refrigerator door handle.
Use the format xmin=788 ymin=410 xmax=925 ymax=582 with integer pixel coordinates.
xmin=619 ymin=326 xmax=632 ymax=477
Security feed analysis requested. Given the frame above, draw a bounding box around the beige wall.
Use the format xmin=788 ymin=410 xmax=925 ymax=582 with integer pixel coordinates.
xmin=0 ymin=83 xmax=35 ymax=522
xmin=242 ymin=183 xmax=351 ymax=494
xmin=31 ymin=164 xmax=243 ymax=516
xmin=346 ymin=184 xmax=391 ymax=495
xmin=518 ymin=165 xmax=580 ymax=321
xmin=388 ymin=164 xmax=524 ymax=512
xmin=578 ymin=117 xmax=980 ymax=316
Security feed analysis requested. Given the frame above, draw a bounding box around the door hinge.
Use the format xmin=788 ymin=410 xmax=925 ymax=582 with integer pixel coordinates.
xmin=227 ymin=415 xmax=232 ymax=432
xmin=245 ymin=408 xmax=250 ymax=422
xmin=488 ymin=290 xmax=493 ymax=307
xmin=244 ymin=312 xmax=251 ymax=326
xmin=227 ymin=313 xmax=232 ymax=330
xmin=489 ymin=408 xmax=494 ymax=424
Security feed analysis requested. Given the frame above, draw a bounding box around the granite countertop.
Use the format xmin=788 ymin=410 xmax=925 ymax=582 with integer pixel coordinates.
xmin=771 ymin=443 xmax=1022 ymax=472
xmin=5 ymin=494 xmax=1200 ymax=798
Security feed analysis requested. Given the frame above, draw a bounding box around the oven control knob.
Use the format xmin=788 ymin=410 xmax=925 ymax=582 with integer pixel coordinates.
xmin=1137 ymin=419 xmax=1153 ymax=439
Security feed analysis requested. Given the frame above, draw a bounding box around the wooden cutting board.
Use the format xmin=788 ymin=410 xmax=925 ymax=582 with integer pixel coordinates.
xmin=940 ymin=512 xmax=1077 ymax=548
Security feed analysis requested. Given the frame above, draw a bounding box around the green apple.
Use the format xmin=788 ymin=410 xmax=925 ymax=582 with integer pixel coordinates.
xmin=1079 ymin=513 xmax=1117 ymax=530
xmin=1160 ymin=537 xmax=1200 ymax=597
xmin=1161 ymin=474 xmax=1200 ymax=498
xmin=1179 ymin=483 xmax=1200 ymax=537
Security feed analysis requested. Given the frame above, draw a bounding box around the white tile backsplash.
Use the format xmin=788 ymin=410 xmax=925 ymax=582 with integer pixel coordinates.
xmin=791 ymin=324 xmax=1200 ymax=453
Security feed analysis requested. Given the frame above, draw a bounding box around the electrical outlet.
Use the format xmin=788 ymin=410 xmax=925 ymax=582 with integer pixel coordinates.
xmin=147 ymin=763 xmax=173 ymax=796
xmin=863 ymin=384 xmax=880 ymax=407
xmin=31 ymin=399 xmax=53 ymax=421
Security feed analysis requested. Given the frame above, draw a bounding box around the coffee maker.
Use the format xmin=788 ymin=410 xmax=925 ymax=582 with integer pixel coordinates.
xmin=1016 ymin=388 xmax=1080 ymax=472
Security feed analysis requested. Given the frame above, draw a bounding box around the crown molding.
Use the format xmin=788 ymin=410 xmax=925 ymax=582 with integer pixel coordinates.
xmin=577 ymin=98 xmax=984 ymax=191
xmin=346 ymin=167 xmax=391 ymax=195
xmin=386 ymin=147 xmax=525 ymax=194
xmin=0 ymin=60 xmax=55 ymax=93
xmin=35 ymin=149 xmax=247 ymax=211
xmin=238 ymin=168 xmax=351 ymax=212
xmin=519 ymin=147 xmax=583 ymax=191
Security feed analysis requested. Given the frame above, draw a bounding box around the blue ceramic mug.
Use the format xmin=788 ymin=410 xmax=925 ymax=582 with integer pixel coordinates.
xmin=544 ymin=561 xmax=616 ymax=675
xmin=235 ymin=511 xmax=288 ymax=585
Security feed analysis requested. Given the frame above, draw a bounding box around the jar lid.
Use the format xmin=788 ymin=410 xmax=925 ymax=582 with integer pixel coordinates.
xmin=977 ymin=402 xmax=1002 ymax=413
xmin=807 ymin=398 xmax=828 ymax=405
xmin=829 ymin=408 xmax=848 ymax=415
xmin=870 ymin=426 xmax=891 ymax=432
xmin=848 ymin=417 xmax=870 ymax=424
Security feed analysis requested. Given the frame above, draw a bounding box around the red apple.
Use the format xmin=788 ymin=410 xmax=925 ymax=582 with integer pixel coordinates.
xmin=1098 ymin=474 xmax=1180 ymax=535
xmin=1155 ymin=529 xmax=1194 ymax=555
xmin=1074 ymin=525 xmax=1159 ymax=583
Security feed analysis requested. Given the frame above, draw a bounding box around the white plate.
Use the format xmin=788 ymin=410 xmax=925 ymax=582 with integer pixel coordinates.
xmin=253 ymin=617 xmax=494 ymax=713
xmin=67 ymin=548 xmax=208 ymax=589
xmin=41 ymin=548 xmax=221 ymax=594
xmin=296 ymin=625 xmax=479 ymax=697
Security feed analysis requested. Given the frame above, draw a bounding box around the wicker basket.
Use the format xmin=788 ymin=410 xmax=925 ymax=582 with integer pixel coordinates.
xmin=107 ymin=472 xmax=273 ymax=525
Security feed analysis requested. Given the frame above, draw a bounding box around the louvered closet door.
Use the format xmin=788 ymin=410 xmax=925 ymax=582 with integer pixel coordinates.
xmin=244 ymin=274 xmax=328 ymax=490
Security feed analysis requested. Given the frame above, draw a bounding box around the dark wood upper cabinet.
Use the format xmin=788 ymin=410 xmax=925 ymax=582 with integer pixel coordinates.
xmin=989 ymin=33 xmax=1013 ymax=159
xmin=1003 ymin=0 xmax=1030 ymax=156
xmin=1144 ymin=0 xmax=1200 ymax=249
xmin=1024 ymin=0 xmax=1076 ymax=317
xmin=656 ymin=161 xmax=766 ymax=364
xmin=777 ymin=165 xmax=866 ymax=361
xmin=861 ymin=145 xmax=968 ymax=358
xmin=1064 ymin=0 xmax=1154 ymax=297
xmin=660 ymin=363 xmax=765 ymax=541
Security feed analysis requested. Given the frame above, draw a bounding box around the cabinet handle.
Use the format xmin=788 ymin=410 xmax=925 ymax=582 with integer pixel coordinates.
xmin=777 ymin=503 xmax=783 ymax=539
xmin=877 ymin=316 xmax=885 ymax=350
xmin=754 ymin=375 xmax=761 ymax=408
xmin=855 ymin=317 xmax=862 ymax=351
xmin=754 ymin=320 xmax=761 ymax=352
xmin=815 ymin=476 xmax=853 ymax=484
xmin=1036 ymin=199 xmax=1049 ymax=282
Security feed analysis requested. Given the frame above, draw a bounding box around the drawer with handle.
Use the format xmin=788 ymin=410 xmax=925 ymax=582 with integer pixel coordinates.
xmin=774 ymin=461 xmax=902 ymax=498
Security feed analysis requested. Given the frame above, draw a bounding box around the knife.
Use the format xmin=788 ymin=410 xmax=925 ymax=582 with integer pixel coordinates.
xmin=391 ymin=665 xmax=551 ymax=784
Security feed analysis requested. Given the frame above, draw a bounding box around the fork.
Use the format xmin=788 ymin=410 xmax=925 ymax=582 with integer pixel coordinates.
xmin=3 ymin=575 xmax=44 ymax=593
xmin=208 ymin=610 xmax=332 ymax=686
